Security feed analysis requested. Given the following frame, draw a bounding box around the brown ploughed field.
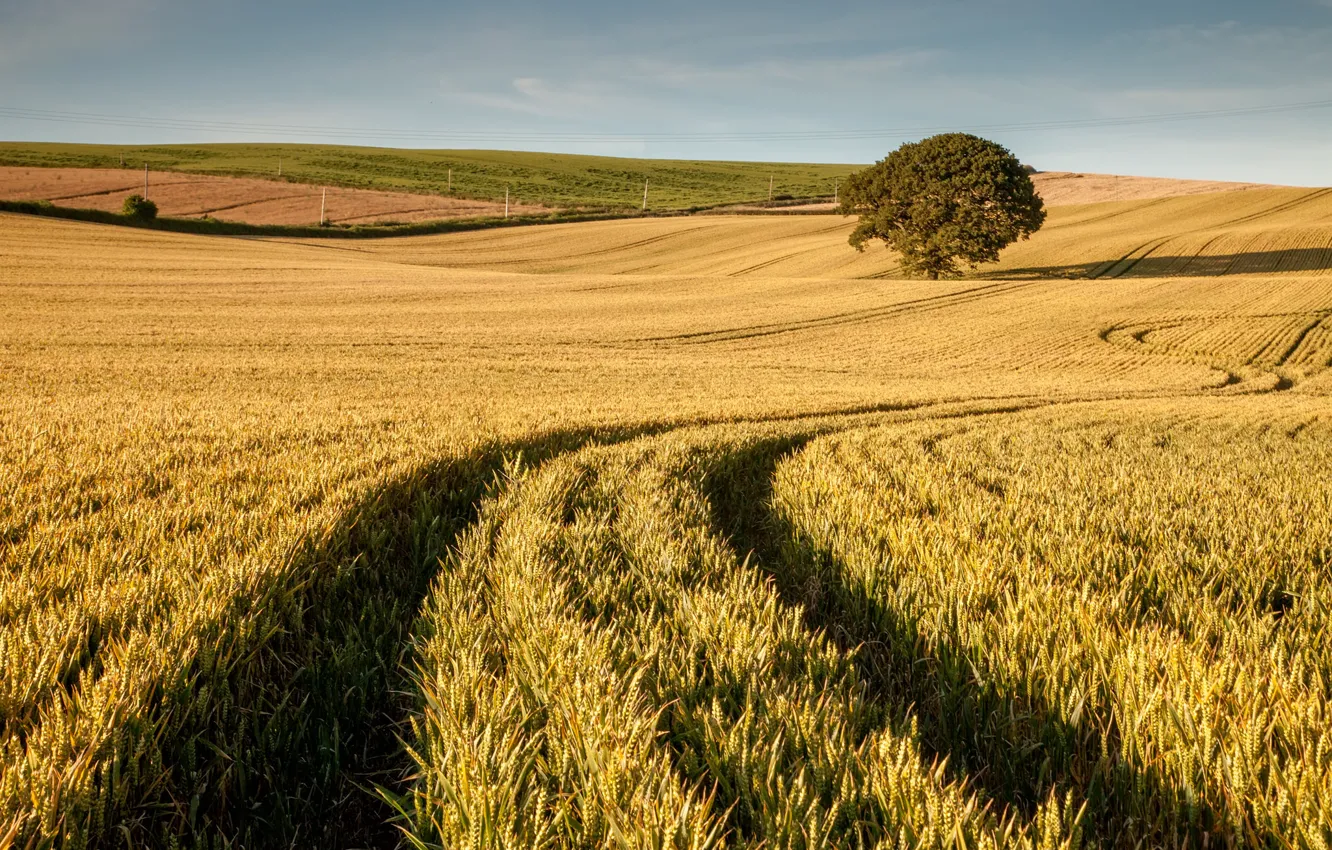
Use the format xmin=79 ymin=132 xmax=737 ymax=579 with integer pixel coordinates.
xmin=0 ymin=166 xmax=1282 ymax=229
xmin=0 ymin=166 xmax=544 ymax=225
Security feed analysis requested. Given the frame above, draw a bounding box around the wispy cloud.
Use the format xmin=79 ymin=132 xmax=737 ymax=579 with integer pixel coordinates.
xmin=437 ymin=48 xmax=940 ymax=131
xmin=1117 ymin=17 xmax=1332 ymax=65
xmin=441 ymin=76 xmax=639 ymax=120
xmin=622 ymin=50 xmax=939 ymax=90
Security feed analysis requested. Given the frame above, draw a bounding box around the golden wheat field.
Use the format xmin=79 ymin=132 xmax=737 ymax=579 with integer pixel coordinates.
xmin=3 ymin=184 xmax=1332 ymax=850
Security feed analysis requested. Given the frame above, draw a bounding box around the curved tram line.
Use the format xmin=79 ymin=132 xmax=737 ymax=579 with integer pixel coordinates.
xmin=392 ymin=405 xmax=1332 ymax=849
xmin=7 ymin=328 xmax=1332 ymax=849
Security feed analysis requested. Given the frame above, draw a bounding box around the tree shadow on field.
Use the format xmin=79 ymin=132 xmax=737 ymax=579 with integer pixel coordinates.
xmin=699 ymin=436 xmax=1246 ymax=849
xmin=69 ymin=423 xmax=671 ymax=850
xmin=977 ymin=247 xmax=1332 ymax=281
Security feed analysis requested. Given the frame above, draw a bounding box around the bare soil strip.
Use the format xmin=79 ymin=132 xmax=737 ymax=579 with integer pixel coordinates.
xmin=0 ymin=166 xmax=545 ymax=225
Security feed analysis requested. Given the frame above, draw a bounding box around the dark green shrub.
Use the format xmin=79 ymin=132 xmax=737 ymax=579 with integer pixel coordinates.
xmin=122 ymin=194 xmax=158 ymax=220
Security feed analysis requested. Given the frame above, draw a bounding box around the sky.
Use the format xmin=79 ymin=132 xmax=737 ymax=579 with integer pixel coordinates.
xmin=1 ymin=0 xmax=1330 ymax=184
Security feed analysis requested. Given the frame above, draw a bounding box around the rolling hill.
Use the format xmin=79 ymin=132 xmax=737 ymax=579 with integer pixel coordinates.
xmin=3 ymin=179 xmax=1332 ymax=848
xmin=293 ymin=185 xmax=1332 ymax=283
xmin=0 ymin=141 xmax=855 ymax=210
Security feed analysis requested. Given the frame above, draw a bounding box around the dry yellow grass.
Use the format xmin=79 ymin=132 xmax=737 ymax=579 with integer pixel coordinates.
xmin=991 ymin=186 xmax=1332 ymax=279
xmin=313 ymin=187 xmax=1332 ymax=283
xmin=1027 ymin=171 xmax=1277 ymax=205
xmin=725 ymin=171 xmax=1280 ymax=214
xmin=2 ymin=186 xmax=1332 ymax=848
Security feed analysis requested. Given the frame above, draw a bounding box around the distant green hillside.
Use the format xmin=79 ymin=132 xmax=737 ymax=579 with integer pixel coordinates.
xmin=0 ymin=142 xmax=858 ymax=210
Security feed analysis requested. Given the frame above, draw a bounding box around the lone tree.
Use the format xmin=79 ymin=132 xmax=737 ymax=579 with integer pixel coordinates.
xmin=839 ymin=133 xmax=1045 ymax=279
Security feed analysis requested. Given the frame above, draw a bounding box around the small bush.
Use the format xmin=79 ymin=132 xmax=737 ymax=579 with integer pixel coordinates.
xmin=122 ymin=194 xmax=158 ymax=220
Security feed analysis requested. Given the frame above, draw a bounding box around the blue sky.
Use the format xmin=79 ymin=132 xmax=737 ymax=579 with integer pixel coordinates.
xmin=1 ymin=0 xmax=1330 ymax=183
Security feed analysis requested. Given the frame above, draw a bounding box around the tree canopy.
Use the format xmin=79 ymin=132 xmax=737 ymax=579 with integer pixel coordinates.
xmin=839 ymin=133 xmax=1046 ymax=279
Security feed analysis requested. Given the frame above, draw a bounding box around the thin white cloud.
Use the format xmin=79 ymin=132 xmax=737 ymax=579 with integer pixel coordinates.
xmin=1117 ymin=17 xmax=1332 ymax=63
xmin=623 ymin=50 xmax=940 ymax=90
xmin=442 ymin=76 xmax=641 ymax=120
xmin=437 ymin=48 xmax=940 ymax=129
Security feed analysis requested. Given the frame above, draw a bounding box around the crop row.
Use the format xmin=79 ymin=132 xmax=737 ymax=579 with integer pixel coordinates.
xmin=765 ymin=414 xmax=1332 ymax=846
xmin=395 ymin=425 xmax=1082 ymax=849
xmin=7 ymin=405 xmax=1331 ymax=848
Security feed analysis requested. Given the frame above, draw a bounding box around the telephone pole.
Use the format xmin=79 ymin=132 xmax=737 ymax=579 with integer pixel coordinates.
xmin=448 ymin=168 xmax=452 ymax=193
xmin=278 ymin=156 xmax=282 ymax=178
xmin=769 ymin=174 xmax=774 ymax=202
xmin=143 ymin=164 xmax=149 ymax=198
xmin=834 ymin=179 xmax=838 ymax=206
xmin=505 ymin=186 xmax=510 ymax=219
xmin=642 ymin=178 xmax=649 ymax=212
xmin=320 ymin=188 xmax=326 ymax=225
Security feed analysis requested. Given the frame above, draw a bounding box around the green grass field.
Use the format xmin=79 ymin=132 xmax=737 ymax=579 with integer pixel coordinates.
xmin=0 ymin=142 xmax=856 ymax=210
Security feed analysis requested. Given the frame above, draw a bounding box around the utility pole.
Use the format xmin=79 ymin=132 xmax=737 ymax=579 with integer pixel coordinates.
xmin=505 ymin=186 xmax=510 ymax=219
xmin=144 ymin=164 xmax=149 ymax=198
xmin=642 ymin=178 xmax=649 ymax=212
xmin=448 ymin=168 xmax=452 ymax=192
xmin=834 ymin=179 xmax=838 ymax=206
xmin=320 ymin=188 xmax=327 ymax=225
xmin=769 ymin=174 xmax=774 ymax=202
xmin=278 ymin=156 xmax=282 ymax=178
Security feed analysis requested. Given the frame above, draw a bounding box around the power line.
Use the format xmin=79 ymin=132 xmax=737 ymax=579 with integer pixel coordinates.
xmin=0 ymin=99 xmax=1330 ymax=145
